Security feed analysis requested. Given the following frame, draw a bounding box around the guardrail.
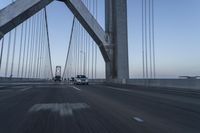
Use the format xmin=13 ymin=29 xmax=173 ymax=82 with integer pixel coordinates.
xmin=0 ymin=77 xmax=51 ymax=82
xmin=1 ymin=78 xmax=200 ymax=89
xmin=88 ymin=79 xmax=200 ymax=90
xmin=126 ymin=79 xmax=200 ymax=90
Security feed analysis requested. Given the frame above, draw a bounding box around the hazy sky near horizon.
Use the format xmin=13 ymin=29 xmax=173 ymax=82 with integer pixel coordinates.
xmin=1 ymin=0 xmax=200 ymax=78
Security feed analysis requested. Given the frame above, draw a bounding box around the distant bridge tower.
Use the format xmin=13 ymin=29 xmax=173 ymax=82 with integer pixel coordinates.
xmin=55 ymin=66 xmax=61 ymax=77
xmin=54 ymin=66 xmax=62 ymax=81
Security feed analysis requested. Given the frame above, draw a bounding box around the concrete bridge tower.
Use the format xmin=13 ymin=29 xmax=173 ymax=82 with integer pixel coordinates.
xmin=105 ymin=0 xmax=129 ymax=83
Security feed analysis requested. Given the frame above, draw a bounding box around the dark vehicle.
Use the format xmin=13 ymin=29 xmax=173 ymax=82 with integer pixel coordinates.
xmin=70 ymin=77 xmax=75 ymax=83
xmin=74 ymin=75 xmax=89 ymax=85
xmin=54 ymin=76 xmax=61 ymax=82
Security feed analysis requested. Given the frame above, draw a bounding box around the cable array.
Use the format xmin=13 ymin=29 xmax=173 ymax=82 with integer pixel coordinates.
xmin=0 ymin=8 xmax=53 ymax=80
xmin=142 ymin=0 xmax=156 ymax=79
xmin=63 ymin=0 xmax=101 ymax=80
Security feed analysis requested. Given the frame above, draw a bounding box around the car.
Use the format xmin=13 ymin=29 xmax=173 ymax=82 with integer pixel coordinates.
xmin=69 ymin=77 xmax=75 ymax=84
xmin=74 ymin=75 xmax=89 ymax=85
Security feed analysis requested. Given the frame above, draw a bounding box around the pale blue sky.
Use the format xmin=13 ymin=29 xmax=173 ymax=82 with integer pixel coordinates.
xmin=1 ymin=0 xmax=200 ymax=78
xmin=128 ymin=0 xmax=200 ymax=78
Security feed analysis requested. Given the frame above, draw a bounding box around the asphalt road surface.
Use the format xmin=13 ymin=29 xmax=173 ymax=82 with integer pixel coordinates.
xmin=0 ymin=81 xmax=200 ymax=133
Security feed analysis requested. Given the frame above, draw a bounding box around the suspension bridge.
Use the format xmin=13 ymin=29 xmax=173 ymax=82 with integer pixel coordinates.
xmin=0 ymin=0 xmax=200 ymax=133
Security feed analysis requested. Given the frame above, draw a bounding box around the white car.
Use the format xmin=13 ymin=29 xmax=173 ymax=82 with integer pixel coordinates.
xmin=74 ymin=75 xmax=89 ymax=85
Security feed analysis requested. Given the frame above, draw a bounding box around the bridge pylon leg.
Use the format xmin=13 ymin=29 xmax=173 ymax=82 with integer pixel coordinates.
xmin=105 ymin=0 xmax=129 ymax=84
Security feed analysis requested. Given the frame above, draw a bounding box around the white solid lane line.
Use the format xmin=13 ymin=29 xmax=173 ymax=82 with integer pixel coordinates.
xmin=133 ymin=117 xmax=144 ymax=123
xmin=72 ymin=86 xmax=81 ymax=91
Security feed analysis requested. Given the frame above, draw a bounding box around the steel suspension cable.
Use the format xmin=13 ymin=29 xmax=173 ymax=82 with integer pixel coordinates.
xmin=77 ymin=23 xmax=80 ymax=75
xmin=27 ymin=18 xmax=32 ymax=78
xmin=10 ymin=0 xmax=17 ymax=78
xmin=92 ymin=0 xmax=95 ymax=79
xmin=10 ymin=26 xmax=17 ymax=77
xmin=38 ymin=10 xmax=44 ymax=78
xmin=149 ymin=0 xmax=153 ymax=78
xmin=21 ymin=21 xmax=28 ymax=78
xmin=88 ymin=0 xmax=91 ymax=78
xmin=33 ymin=13 xmax=40 ymax=78
xmin=144 ymin=0 xmax=149 ymax=79
xmin=74 ymin=21 xmax=77 ymax=77
xmin=83 ymin=24 xmax=87 ymax=75
xmin=31 ymin=14 xmax=38 ymax=78
xmin=39 ymin=12 xmax=46 ymax=78
xmin=0 ymin=37 xmax=4 ymax=72
xmin=28 ymin=15 xmax=36 ymax=78
xmin=32 ymin=14 xmax=38 ymax=78
xmin=74 ymin=20 xmax=78 ymax=77
xmin=142 ymin=0 xmax=145 ymax=78
xmin=80 ymin=24 xmax=83 ymax=74
xmin=44 ymin=7 xmax=53 ymax=79
xmin=63 ymin=16 xmax=76 ymax=78
xmin=5 ymin=31 xmax=12 ymax=77
xmin=95 ymin=0 xmax=98 ymax=79
xmin=141 ymin=0 xmax=156 ymax=79
xmin=72 ymin=25 xmax=75 ymax=77
xmin=25 ymin=18 xmax=32 ymax=78
xmin=17 ymin=23 xmax=24 ymax=77
xmin=152 ymin=0 xmax=156 ymax=78
xmin=36 ymin=11 xmax=43 ymax=78
xmin=76 ymin=21 xmax=79 ymax=76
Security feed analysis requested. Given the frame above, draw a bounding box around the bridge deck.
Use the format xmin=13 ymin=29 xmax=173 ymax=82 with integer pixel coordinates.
xmin=0 ymin=82 xmax=199 ymax=133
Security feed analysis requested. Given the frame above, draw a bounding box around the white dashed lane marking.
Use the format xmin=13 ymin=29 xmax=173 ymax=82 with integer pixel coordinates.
xmin=20 ymin=87 xmax=32 ymax=92
xmin=71 ymin=86 xmax=81 ymax=91
xmin=133 ymin=117 xmax=144 ymax=123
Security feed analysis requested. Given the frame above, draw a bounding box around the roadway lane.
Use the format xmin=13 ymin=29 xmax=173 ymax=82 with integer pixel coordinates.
xmin=0 ymin=82 xmax=199 ymax=133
